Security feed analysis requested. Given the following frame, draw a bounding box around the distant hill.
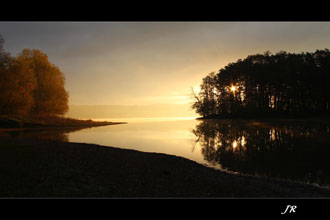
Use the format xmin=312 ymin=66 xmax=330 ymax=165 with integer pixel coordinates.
xmin=66 ymin=104 xmax=198 ymax=119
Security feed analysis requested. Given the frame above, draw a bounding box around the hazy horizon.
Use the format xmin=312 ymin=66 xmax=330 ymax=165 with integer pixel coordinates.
xmin=66 ymin=103 xmax=198 ymax=119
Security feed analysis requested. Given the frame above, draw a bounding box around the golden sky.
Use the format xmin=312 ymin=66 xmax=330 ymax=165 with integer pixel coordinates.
xmin=2 ymin=22 xmax=330 ymax=108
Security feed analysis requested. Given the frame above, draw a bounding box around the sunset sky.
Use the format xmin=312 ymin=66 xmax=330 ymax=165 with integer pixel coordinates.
xmin=1 ymin=22 xmax=330 ymax=110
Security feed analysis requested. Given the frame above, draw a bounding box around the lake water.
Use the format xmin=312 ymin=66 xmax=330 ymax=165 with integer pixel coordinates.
xmin=69 ymin=117 xmax=212 ymax=168
xmin=3 ymin=117 xmax=330 ymax=188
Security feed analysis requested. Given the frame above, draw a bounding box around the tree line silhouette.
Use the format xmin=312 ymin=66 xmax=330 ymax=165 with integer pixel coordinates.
xmin=192 ymin=49 xmax=330 ymax=118
xmin=0 ymin=34 xmax=68 ymax=118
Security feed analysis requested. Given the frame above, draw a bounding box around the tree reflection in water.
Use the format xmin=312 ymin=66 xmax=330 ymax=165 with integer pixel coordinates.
xmin=3 ymin=127 xmax=91 ymax=142
xmin=192 ymin=119 xmax=330 ymax=187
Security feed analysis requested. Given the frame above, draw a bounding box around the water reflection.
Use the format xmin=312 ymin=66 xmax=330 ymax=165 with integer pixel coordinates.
xmin=2 ymin=117 xmax=330 ymax=188
xmin=2 ymin=127 xmax=90 ymax=142
xmin=192 ymin=119 xmax=330 ymax=186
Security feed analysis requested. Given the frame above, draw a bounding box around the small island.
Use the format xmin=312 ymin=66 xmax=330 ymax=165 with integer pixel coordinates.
xmin=192 ymin=50 xmax=330 ymax=120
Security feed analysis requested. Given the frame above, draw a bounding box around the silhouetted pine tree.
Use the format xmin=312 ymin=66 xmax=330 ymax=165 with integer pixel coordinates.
xmin=192 ymin=49 xmax=330 ymax=118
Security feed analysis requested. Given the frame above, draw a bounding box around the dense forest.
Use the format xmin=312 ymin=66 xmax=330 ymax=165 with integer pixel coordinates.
xmin=192 ymin=49 xmax=330 ymax=118
xmin=0 ymin=34 xmax=69 ymax=118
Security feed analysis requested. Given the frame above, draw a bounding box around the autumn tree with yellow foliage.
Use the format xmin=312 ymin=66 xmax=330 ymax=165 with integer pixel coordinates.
xmin=0 ymin=35 xmax=69 ymax=118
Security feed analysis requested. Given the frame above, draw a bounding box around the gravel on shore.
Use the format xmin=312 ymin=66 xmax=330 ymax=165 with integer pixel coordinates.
xmin=1 ymin=138 xmax=330 ymax=198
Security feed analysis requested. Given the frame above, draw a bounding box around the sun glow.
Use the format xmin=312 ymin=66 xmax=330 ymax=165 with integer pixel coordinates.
xmin=230 ymin=85 xmax=237 ymax=93
xmin=193 ymin=85 xmax=201 ymax=94
xmin=232 ymin=140 xmax=238 ymax=149
xmin=240 ymin=136 xmax=246 ymax=147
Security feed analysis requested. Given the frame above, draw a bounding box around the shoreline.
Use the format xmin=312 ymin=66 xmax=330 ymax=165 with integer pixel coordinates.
xmin=0 ymin=122 xmax=126 ymax=132
xmin=196 ymin=116 xmax=330 ymax=125
xmin=0 ymin=115 xmax=127 ymax=131
xmin=1 ymin=138 xmax=330 ymax=197
xmin=197 ymin=115 xmax=330 ymax=121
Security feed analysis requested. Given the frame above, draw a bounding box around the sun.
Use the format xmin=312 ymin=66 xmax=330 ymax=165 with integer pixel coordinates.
xmin=230 ymin=85 xmax=237 ymax=92
xmin=232 ymin=140 xmax=238 ymax=149
xmin=193 ymin=85 xmax=201 ymax=94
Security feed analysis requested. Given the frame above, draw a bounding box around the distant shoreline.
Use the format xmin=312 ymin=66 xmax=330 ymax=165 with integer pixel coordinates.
xmin=0 ymin=115 xmax=127 ymax=131
xmin=0 ymin=122 xmax=126 ymax=132
xmin=197 ymin=115 xmax=330 ymax=121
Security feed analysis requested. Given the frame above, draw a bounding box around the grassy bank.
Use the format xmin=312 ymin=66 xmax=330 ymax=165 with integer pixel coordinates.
xmin=0 ymin=138 xmax=329 ymax=197
xmin=0 ymin=115 xmax=125 ymax=130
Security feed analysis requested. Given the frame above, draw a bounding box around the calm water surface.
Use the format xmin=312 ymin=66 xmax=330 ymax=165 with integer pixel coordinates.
xmin=4 ymin=117 xmax=330 ymax=187
xmin=69 ymin=117 xmax=209 ymax=168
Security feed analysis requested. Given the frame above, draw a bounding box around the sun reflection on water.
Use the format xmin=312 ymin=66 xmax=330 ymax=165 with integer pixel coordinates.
xmin=232 ymin=140 xmax=238 ymax=150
